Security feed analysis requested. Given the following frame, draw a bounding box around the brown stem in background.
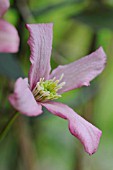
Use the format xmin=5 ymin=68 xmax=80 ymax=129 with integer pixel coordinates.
xmin=14 ymin=0 xmax=36 ymax=57
xmin=16 ymin=116 xmax=40 ymax=170
xmin=74 ymin=146 xmax=83 ymax=170
xmin=15 ymin=0 xmax=35 ymax=23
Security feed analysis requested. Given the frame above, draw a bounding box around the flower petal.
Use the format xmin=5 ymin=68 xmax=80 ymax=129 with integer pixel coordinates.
xmin=50 ymin=47 xmax=106 ymax=94
xmin=0 ymin=19 xmax=20 ymax=53
xmin=42 ymin=101 xmax=102 ymax=155
xmin=26 ymin=23 xmax=53 ymax=90
xmin=0 ymin=0 xmax=9 ymax=17
xmin=9 ymin=78 xmax=43 ymax=116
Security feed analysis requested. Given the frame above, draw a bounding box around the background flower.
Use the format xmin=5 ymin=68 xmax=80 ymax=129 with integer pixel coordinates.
xmin=0 ymin=0 xmax=19 ymax=53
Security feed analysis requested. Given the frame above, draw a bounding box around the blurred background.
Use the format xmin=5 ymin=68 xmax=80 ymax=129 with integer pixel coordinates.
xmin=0 ymin=0 xmax=113 ymax=169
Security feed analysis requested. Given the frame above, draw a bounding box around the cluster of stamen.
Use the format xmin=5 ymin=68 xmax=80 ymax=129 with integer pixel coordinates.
xmin=32 ymin=74 xmax=65 ymax=102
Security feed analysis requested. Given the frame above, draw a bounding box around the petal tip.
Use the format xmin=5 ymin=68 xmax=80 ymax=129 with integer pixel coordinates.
xmin=85 ymin=128 xmax=102 ymax=155
xmin=97 ymin=46 xmax=107 ymax=63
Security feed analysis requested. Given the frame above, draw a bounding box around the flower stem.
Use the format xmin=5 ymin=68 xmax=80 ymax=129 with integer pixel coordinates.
xmin=0 ymin=111 xmax=19 ymax=142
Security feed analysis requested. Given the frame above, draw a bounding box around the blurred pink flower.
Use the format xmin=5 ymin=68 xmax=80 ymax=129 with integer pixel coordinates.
xmin=0 ymin=0 xmax=19 ymax=53
xmin=9 ymin=23 xmax=106 ymax=155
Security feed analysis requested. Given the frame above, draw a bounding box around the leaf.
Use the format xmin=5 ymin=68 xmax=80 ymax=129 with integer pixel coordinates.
xmin=70 ymin=6 xmax=113 ymax=31
xmin=0 ymin=53 xmax=24 ymax=80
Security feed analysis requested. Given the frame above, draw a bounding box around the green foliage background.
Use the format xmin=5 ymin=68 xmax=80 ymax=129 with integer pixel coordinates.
xmin=0 ymin=0 xmax=113 ymax=170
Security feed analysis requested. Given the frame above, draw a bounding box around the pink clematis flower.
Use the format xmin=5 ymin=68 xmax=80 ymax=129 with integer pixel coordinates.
xmin=9 ymin=23 xmax=106 ymax=155
xmin=0 ymin=0 xmax=19 ymax=53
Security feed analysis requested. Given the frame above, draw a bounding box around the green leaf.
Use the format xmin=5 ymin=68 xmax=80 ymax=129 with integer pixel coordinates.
xmin=70 ymin=6 xmax=113 ymax=31
xmin=0 ymin=53 xmax=24 ymax=80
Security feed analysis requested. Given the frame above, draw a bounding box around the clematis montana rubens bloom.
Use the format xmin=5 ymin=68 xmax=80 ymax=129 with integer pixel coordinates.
xmin=9 ymin=23 xmax=106 ymax=155
xmin=0 ymin=0 xmax=19 ymax=53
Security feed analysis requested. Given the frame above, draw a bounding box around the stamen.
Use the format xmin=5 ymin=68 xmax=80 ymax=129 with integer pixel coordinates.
xmin=59 ymin=73 xmax=64 ymax=82
xmin=32 ymin=74 xmax=65 ymax=102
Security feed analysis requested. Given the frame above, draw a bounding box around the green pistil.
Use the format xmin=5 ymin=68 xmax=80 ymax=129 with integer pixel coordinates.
xmin=32 ymin=75 xmax=65 ymax=102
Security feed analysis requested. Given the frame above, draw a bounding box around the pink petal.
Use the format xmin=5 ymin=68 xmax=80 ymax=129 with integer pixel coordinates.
xmin=9 ymin=78 xmax=43 ymax=116
xmin=26 ymin=23 xmax=53 ymax=90
xmin=0 ymin=0 xmax=9 ymax=17
xmin=50 ymin=47 xmax=106 ymax=94
xmin=0 ymin=19 xmax=20 ymax=53
xmin=42 ymin=101 xmax=102 ymax=155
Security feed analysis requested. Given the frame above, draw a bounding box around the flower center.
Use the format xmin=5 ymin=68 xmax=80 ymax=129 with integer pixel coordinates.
xmin=32 ymin=74 xmax=65 ymax=102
